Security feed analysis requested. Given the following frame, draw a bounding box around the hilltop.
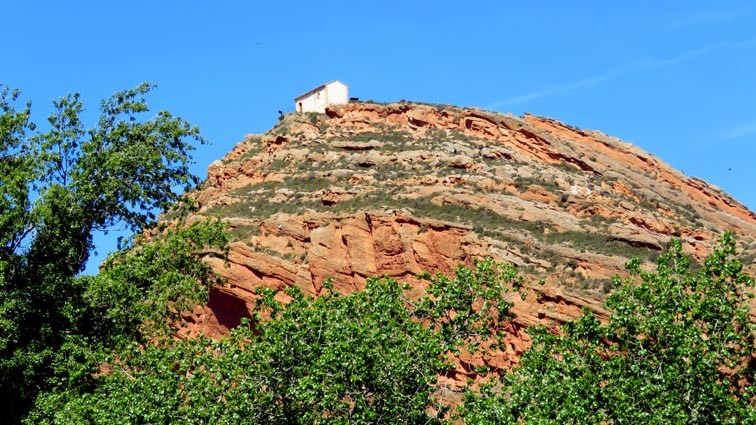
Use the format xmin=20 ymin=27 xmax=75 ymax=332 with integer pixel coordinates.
xmin=178 ymin=101 xmax=756 ymax=370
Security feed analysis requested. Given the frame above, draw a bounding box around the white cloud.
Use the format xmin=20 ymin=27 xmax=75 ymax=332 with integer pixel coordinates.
xmin=722 ymin=120 xmax=756 ymax=140
xmin=487 ymin=37 xmax=756 ymax=109
xmin=666 ymin=9 xmax=745 ymax=29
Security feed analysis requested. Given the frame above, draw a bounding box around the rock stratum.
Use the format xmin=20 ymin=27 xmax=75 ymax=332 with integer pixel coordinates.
xmin=176 ymin=101 xmax=756 ymax=378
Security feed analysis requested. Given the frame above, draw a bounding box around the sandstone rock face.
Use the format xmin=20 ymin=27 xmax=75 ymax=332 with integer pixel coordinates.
xmin=178 ymin=102 xmax=756 ymax=369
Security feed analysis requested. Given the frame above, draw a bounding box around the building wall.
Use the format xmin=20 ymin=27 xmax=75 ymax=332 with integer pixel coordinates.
xmin=296 ymin=81 xmax=348 ymax=113
xmin=324 ymin=82 xmax=348 ymax=110
xmin=295 ymin=92 xmax=319 ymax=113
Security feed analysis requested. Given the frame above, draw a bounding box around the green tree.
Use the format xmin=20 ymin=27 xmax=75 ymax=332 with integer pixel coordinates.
xmin=0 ymin=83 xmax=214 ymax=423
xmin=26 ymin=219 xmax=228 ymax=424
xmin=461 ymin=234 xmax=756 ymax=424
xmin=29 ymin=259 xmax=519 ymax=424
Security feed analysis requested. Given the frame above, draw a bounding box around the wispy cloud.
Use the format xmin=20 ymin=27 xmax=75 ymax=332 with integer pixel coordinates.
xmin=665 ymin=9 xmax=746 ymax=30
xmin=488 ymin=37 xmax=756 ymax=109
xmin=722 ymin=120 xmax=756 ymax=140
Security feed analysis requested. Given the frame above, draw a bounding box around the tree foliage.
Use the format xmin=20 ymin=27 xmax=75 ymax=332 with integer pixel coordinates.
xmin=29 ymin=259 xmax=519 ymax=424
xmin=0 ymin=83 xmax=213 ymax=423
xmin=26 ymin=219 xmax=228 ymax=424
xmin=461 ymin=234 xmax=756 ymax=424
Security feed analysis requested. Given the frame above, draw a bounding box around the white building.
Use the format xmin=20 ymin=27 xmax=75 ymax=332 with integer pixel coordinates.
xmin=294 ymin=80 xmax=348 ymax=113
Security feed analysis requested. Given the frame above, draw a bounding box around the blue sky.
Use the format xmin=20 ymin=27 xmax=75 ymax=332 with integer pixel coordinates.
xmin=3 ymin=1 xmax=756 ymax=273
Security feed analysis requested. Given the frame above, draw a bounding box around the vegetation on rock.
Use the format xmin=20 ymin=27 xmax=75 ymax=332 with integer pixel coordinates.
xmin=196 ymin=103 xmax=756 ymax=308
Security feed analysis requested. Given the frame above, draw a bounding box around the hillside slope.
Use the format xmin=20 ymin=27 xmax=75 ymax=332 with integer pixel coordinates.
xmin=178 ymin=101 xmax=756 ymax=370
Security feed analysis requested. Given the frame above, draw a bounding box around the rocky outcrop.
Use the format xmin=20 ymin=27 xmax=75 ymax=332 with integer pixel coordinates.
xmin=175 ymin=101 xmax=756 ymax=371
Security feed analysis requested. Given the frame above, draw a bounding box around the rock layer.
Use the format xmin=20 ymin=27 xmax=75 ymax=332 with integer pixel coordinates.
xmin=178 ymin=102 xmax=756 ymax=363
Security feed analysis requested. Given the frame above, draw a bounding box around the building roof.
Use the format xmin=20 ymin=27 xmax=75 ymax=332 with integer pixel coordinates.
xmin=294 ymin=80 xmax=347 ymax=101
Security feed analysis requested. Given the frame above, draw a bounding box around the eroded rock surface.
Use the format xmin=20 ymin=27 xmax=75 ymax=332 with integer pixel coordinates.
xmin=176 ymin=102 xmax=756 ymax=375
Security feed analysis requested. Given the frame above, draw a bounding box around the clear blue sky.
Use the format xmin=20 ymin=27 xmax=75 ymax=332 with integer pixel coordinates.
xmin=3 ymin=1 xmax=755 ymax=273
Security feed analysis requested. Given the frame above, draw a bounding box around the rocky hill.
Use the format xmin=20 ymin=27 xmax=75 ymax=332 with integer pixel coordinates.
xmin=177 ymin=101 xmax=756 ymax=372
